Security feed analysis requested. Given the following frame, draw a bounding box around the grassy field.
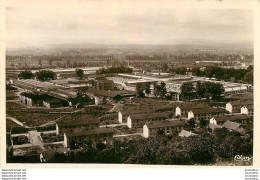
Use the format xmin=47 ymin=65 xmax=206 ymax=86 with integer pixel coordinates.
xmin=6 ymin=102 xmax=64 ymax=127
xmin=6 ymin=92 xmax=19 ymax=100
xmin=6 ymin=119 xmax=20 ymax=132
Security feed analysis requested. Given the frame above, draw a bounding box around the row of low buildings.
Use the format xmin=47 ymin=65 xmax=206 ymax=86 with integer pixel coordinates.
xmin=19 ymin=92 xmax=68 ymax=108
xmin=55 ymin=114 xmax=113 ymax=148
xmin=115 ymin=98 xmax=253 ymax=137
xmin=226 ymin=100 xmax=254 ymax=116
xmin=106 ymin=73 xmax=252 ymax=101
xmin=14 ymin=78 xmax=136 ymax=108
xmin=142 ymin=113 xmax=252 ymax=138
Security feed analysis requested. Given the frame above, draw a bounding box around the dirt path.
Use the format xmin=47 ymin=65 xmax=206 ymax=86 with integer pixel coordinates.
xmin=6 ymin=116 xmax=31 ymax=128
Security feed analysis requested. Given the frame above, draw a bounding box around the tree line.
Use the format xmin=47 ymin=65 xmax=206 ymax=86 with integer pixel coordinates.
xmin=180 ymin=81 xmax=225 ymax=101
xmin=46 ymin=128 xmax=252 ymax=165
xmin=170 ymin=66 xmax=253 ymax=84
xmin=136 ymin=82 xmax=167 ymax=98
xmin=18 ymin=69 xmax=86 ymax=81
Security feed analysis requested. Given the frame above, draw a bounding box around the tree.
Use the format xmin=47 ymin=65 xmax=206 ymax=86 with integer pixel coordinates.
xmin=180 ymin=82 xmax=195 ymax=101
xmin=48 ymin=60 xmax=53 ymax=66
xmin=153 ymin=82 xmax=160 ymax=97
xmin=144 ymin=82 xmax=151 ymax=96
xmin=76 ymin=69 xmax=84 ymax=79
xmin=162 ymin=63 xmax=168 ymax=72
xmin=36 ymin=70 xmax=55 ymax=81
xmin=73 ymin=61 xmax=78 ymax=68
xmin=211 ymin=83 xmax=224 ymax=100
xmin=188 ymin=118 xmax=196 ymax=131
xmin=200 ymin=118 xmax=208 ymax=128
xmin=18 ymin=70 xmax=33 ymax=79
xmin=38 ymin=59 xmax=42 ymax=67
xmin=136 ymin=83 xmax=145 ymax=98
xmin=183 ymin=134 xmax=215 ymax=164
xmin=159 ymin=82 xmax=167 ymax=98
xmin=168 ymin=113 xmax=174 ymax=119
xmin=196 ymin=81 xmax=205 ymax=99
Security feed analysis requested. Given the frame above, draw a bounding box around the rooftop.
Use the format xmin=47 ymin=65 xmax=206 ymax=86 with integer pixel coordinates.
xmin=243 ymin=104 xmax=254 ymax=110
xmin=223 ymin=121 xmax=241 ymax=131
xmin=65 ymin=127 xmax=113 ymax=137
xmin=146 ymin=120 xmax=186 ymax=128
xmin=86 ymin=88 xmax=120 ymax=98
xmin=190 ymin=108 xmax=226 ymax=115
xmin=213 ymin=114 xmax=252 ymax=122
xmin=177 ymin=103 xmax=210 ymax=110
xmin=57 ymin=116 xmax=100 ymax=126
xmin=120 ymin=109 xmax=151 ymax=115
xmin=229 ymin=100 xmax=253 ymax=106
xmin=130 ymin=112 xmax=168 ymax=120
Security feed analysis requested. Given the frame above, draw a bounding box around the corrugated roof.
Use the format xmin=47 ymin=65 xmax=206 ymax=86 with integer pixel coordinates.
xmin=146 ymin=120 xmax=186 ymax=128
xmin=86 ymin=88 xmax=120 ymax=98
xmin=190 ymin=108 xmax=226 ymax=115
xmin=65 ymin=127 xmax=113 ymax=137
xmin=177 ymin=103 xmax=210 ymax=110
xmin=223 ymin=121 xmax=240 ymax=131
xmin=214 ymin=115 xmax=252 ymax=122
xmin=243 ymin=104 xmax=254 ymax=110
xmin=57 ymin=115 xmax=99 ymax=126
xmin=229 ymin=100 xmax=253 ymax=106
xmin=120 ymin=109 xmax=151 ymax=115
xmin=130 ymin=112 xmax=168 ymax=120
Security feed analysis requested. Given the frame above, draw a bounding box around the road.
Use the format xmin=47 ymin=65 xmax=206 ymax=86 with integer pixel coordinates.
xmin=100 ymin=123 xmax=127 ymax=128
xmin=113 ymin=133 xmax=142 ymax=138
xmin=109 ymin=102 xmax=123 ymax=112
xmin=12 ymin=143 xmax=32 ymax=149
xmin=28 ymin=130 xmax=45 ymax=149
xmin=12 ymin=130 xmax=64 ymax=150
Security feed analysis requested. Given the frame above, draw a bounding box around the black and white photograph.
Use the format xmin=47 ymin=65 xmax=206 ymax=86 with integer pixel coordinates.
xmin=3 ymin=0 xmax=256 ymax=167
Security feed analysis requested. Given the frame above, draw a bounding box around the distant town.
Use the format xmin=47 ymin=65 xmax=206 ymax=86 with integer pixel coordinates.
xmin=6 ymin=45 xmax=253 ymax=165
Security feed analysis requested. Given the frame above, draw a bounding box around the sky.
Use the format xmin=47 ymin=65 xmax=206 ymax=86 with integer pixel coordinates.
xmin=6 ymin=4 xmax=253 ymax=49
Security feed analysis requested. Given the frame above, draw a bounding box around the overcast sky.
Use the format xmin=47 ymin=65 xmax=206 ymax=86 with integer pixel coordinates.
xmin=6 ymin=5 xmax=253 ymax=48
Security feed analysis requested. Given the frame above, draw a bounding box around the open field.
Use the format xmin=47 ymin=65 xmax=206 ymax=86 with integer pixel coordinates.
xmin=7 ymin=102 xmax=64 ymax=127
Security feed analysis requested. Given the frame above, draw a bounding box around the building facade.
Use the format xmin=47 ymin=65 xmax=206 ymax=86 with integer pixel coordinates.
xmin=188 ymin=108 xmax=226 ymax=122
xmin=127 ymin=112 xmax=168 ymax=128
xmin=143 ymin=120 xmax=186 ymax=138
xmin=56 ymin=118 xmax=100 ymax=135
xmin=241 ymin=105 xmax=254 ymax=116
xmin=64 ymin=127 xmax=113 ymax=148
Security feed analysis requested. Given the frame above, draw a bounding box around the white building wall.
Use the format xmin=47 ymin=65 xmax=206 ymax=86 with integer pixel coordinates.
xmin=226 ymin=103 xmax=233 ymax=113
xmin=143 ymin=124 xmax=149 ymax=138
xmin=118 ymin=112 xmax=123 ymax=123
xmin=95 ymin=96 xmax=99 ymax=105
xmin=28 ymin=98 xmax=32 ymax=106
xmin=241 ymin=106 xmax=249 ymax=115
xmin=127 ymin=116 xmax=132 ymax=128
xmin=64 ymin=133 xmax=68 ymax=148
xmin=175 ymin=107 xmax=181 ymax=117
xmin=56 ymin=123 xmax=59 ymax=135
xmin=188 ymin=111 xmax=194 ymax=120
xmin=209 ymin=117 xmax=217 ymax=124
